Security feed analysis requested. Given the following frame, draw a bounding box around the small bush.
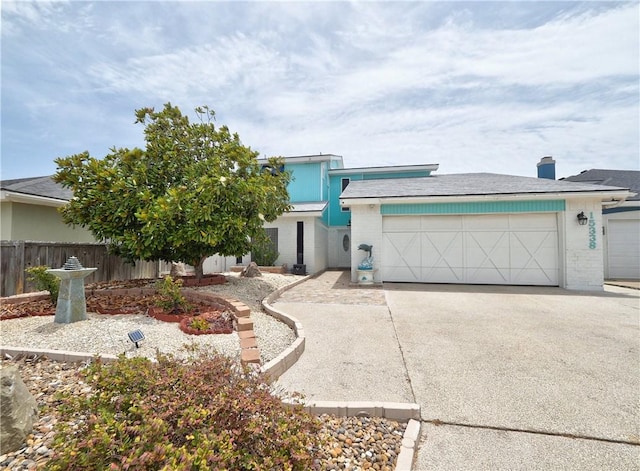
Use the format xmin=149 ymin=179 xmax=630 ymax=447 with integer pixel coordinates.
xmin=251 ymin=239 xmax=279 ymax=266
xmin=48 ymin=351 xmax=324 ymax=470
xmin=155 ymin=275 xmax=192 ymax=313
xmin=189 ymin=317 xmax=209 ymax=331
xmin=25 ymin=265 xmax=60 ymax=305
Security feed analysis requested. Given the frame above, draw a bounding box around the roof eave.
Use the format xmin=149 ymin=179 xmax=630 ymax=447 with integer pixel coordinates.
xmin=257 ymin=154 xmax=343 ymax=165
xmin=1 ymin=190 xmax=69 ymax=208
xmin=329 ymin=164 xmax=439 ymax=175
xmin=279 ymin=210 xmax=324 ymax=217
xmin=340 ymin=190 xmax=634 ymax=206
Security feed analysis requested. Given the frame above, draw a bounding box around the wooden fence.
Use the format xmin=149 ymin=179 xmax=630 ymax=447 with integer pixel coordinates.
xmin=1 ymin=241 xmax=170 ymax=297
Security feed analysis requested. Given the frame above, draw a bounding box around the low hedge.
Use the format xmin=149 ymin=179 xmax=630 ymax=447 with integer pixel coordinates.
xmin=48 ymin=351 xmax=324 ymax=470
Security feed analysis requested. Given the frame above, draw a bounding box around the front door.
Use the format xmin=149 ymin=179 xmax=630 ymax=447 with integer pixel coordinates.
xmin=336 ymin=228 xmax=352 ymax=268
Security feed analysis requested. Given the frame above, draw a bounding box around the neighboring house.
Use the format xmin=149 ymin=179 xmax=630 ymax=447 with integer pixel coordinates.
xmin=561 ymin=169 xmax=640 ymax=280
xmin=1 ymin=176 xmax=95 ymax=242
xmin=0 ymin=176 xmax=245 ymax=273
xmin=337 ymin=158 xmax=634 ymax=291
xmin=256 ymin=154 xmax=438 ymax=274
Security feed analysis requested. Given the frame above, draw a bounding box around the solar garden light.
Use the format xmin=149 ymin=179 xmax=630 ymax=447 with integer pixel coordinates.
xmin=128 ymin=329 xmax=145 ymax=348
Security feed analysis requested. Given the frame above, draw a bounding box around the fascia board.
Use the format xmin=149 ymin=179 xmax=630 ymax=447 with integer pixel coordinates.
xmin=279 ymin=211 xmax=324 ymax=218
xmin=340 ymin=190 xmax=634 ymax=206
xmin=329 ymin=164 xmax=439 ymax=175
xmin=257 ymin=155 xmax=343 ymax=165
xmin=1 ymin=191 xmax=68 ymax=208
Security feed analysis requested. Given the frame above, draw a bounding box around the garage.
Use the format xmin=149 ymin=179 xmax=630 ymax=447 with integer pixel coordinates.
xmin=606 ymin=218 xmax=640 ymax=279
xmin=342 ymin=172 xmax=633 ymax=290
xmin=382 ymin=213 xmax=559 ymax=286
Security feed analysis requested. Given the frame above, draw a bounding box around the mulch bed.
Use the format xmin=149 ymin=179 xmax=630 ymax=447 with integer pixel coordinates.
xmin=0 ymin=289 xmax=234 ymax=335
xmin=1 ymin=275 xmax=229 ymax=321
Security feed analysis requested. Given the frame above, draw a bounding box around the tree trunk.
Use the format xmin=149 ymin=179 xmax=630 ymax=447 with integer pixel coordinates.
xmin=194 ymin=256 xmax=206 ymax=280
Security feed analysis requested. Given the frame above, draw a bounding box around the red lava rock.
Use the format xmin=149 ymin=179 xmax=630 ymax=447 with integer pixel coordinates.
xmin=179 ymin=312 xmax=234 ymax=335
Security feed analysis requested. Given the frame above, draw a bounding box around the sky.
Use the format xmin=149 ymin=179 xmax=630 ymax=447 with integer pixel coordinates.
xmin=2 ymin=1 xmax=639 ymax=181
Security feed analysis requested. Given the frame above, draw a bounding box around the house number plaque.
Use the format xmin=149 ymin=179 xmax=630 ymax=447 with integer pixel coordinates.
xmin=588 ymin=211 xmax=596 ymax=249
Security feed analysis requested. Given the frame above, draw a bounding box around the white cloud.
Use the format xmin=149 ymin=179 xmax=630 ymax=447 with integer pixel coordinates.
xmin=1 ymin=1 xmax=638 ymax=180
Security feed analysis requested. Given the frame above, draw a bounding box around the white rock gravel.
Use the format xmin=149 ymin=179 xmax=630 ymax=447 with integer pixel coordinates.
xmin=0 ymin=272 xmax=303 ymax=363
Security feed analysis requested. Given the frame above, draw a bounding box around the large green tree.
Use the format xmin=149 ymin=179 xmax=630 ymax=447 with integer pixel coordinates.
xmin=54 ymin=103 xmax=291 ymax=278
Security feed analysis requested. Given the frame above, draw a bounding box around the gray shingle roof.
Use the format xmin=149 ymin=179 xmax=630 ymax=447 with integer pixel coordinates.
xmin=289 ymin=202 xmax=328 ymax=213
xmin=340 ymin=173 xmax=630 ymax=200
xmin=1 ymin=176 xmax=71 ymax=201
xmin=561 ymin=169 xmax=640 ymax=201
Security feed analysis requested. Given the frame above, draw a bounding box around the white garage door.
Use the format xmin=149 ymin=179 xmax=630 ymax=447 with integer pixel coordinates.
xmin=607 ymin=219 xmax=640 ymax=279
xmin=382 ymin=213 xmax=559 ymax=286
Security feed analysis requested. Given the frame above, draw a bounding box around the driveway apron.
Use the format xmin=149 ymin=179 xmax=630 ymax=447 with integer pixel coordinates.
xmin=385 ymin=283 xmax=640 ymax=470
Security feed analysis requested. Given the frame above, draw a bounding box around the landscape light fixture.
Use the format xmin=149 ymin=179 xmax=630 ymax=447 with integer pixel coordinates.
xmin=128 ymin=329 xmax=145 ymax=348
xmin=577 ymin=212 xmax=588 ymax=226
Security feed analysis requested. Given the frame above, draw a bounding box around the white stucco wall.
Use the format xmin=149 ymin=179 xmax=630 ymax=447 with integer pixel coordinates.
xmin=562 ymin=198 xmax=606 ymax=291
xmin=202 ymin=254 xmax=250 ymax=274
xmin=349 ymin=204 xmax=383 ymax=282
xmin=264 ymin=215 xmax=325 ymax=274
xmin=313 ymin=219 xmax=329 ymax=273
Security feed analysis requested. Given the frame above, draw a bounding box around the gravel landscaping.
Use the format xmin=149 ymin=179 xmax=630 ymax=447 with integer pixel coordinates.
xmin=1 ymin=272 xmax=299 ymax=363
xmin=0 ymin=272 xmax=408 ymax=470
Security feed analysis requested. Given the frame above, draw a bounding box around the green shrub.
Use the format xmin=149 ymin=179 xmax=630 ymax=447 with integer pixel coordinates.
xmin=155 ymin=275 xmax=192 ymax=313
xmin=48 ymin=351 xmax=324 ymax=470
xmin=25 ymin=265 xmax=60 ymax=305
xmin=251 ymin=239 xmax=279 ymax=266
xmin=189 ymin=317 xmax=209 ymax=331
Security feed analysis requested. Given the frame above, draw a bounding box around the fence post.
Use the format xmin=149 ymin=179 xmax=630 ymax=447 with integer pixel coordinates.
xmin=15 ymin=240 xmax=25 ymax=294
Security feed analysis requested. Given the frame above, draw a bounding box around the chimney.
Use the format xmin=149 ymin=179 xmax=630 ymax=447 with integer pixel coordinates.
xmin=537 ymin=156 xmax=556 ymax=180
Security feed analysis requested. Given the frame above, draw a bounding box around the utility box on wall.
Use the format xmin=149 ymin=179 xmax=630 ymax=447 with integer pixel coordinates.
xmin=292 ymin=264 xmax=306 ymax=275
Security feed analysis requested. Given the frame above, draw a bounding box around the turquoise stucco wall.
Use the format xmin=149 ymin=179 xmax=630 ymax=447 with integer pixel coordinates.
xmin=286 ymin=162 xmax=323 ymax=202
xmin=329 ymin=170 xmax=432 ymax=226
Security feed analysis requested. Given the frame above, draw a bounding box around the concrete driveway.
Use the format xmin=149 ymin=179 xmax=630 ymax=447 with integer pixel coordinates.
xmin=385 ymin=283 xmax=640 ymax=470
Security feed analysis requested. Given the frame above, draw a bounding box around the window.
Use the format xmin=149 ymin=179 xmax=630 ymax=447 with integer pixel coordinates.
xmin=261 ymin=164 xmax=285 ymax=175
xmin=341 ymin=178 xmax=350 ymax=212
xmin=251 ymin=228 xmax=278 ymax=264
xmin=265 ymin=228 xmax=278 ymax=253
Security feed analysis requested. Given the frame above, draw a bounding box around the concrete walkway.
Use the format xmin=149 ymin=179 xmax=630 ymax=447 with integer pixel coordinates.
xmin=275 ymin=271 xmax=411 ymax=403
xmin=275 ymin=271 xmax=640 ymax=470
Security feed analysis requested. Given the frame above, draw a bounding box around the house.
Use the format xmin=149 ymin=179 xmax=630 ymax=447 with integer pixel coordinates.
xmin=255 ymin=154 xmax=438 ymax=274
xmin=4 ymin=156 xmax=634 ymax=291
xmin=561 ymin=169 xmax=640 ymax=280
xmin=1 ymin=176 xmax=95 ymax=242
xmin=336 ymin=158 xmax=634 ymax=291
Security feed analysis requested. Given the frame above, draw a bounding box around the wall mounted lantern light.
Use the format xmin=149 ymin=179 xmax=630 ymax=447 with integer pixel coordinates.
xmin=577 ymin=211 xmax=588 ymax=226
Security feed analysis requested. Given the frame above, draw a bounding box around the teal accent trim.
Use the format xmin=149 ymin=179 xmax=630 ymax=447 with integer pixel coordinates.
xmin=603 ymin=206 xmax=640 ymax=214
xmin=381 ymin=200 xmax=566 ymax=215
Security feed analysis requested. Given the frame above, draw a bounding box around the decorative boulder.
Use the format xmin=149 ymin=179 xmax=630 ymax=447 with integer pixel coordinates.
xmin=240 ymin=262 xmax=262 ymax=278
xmin=170 ymin=262 xmax=188 ymax=277
xmin=0 ymin=365 xmax=38 ymax=454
